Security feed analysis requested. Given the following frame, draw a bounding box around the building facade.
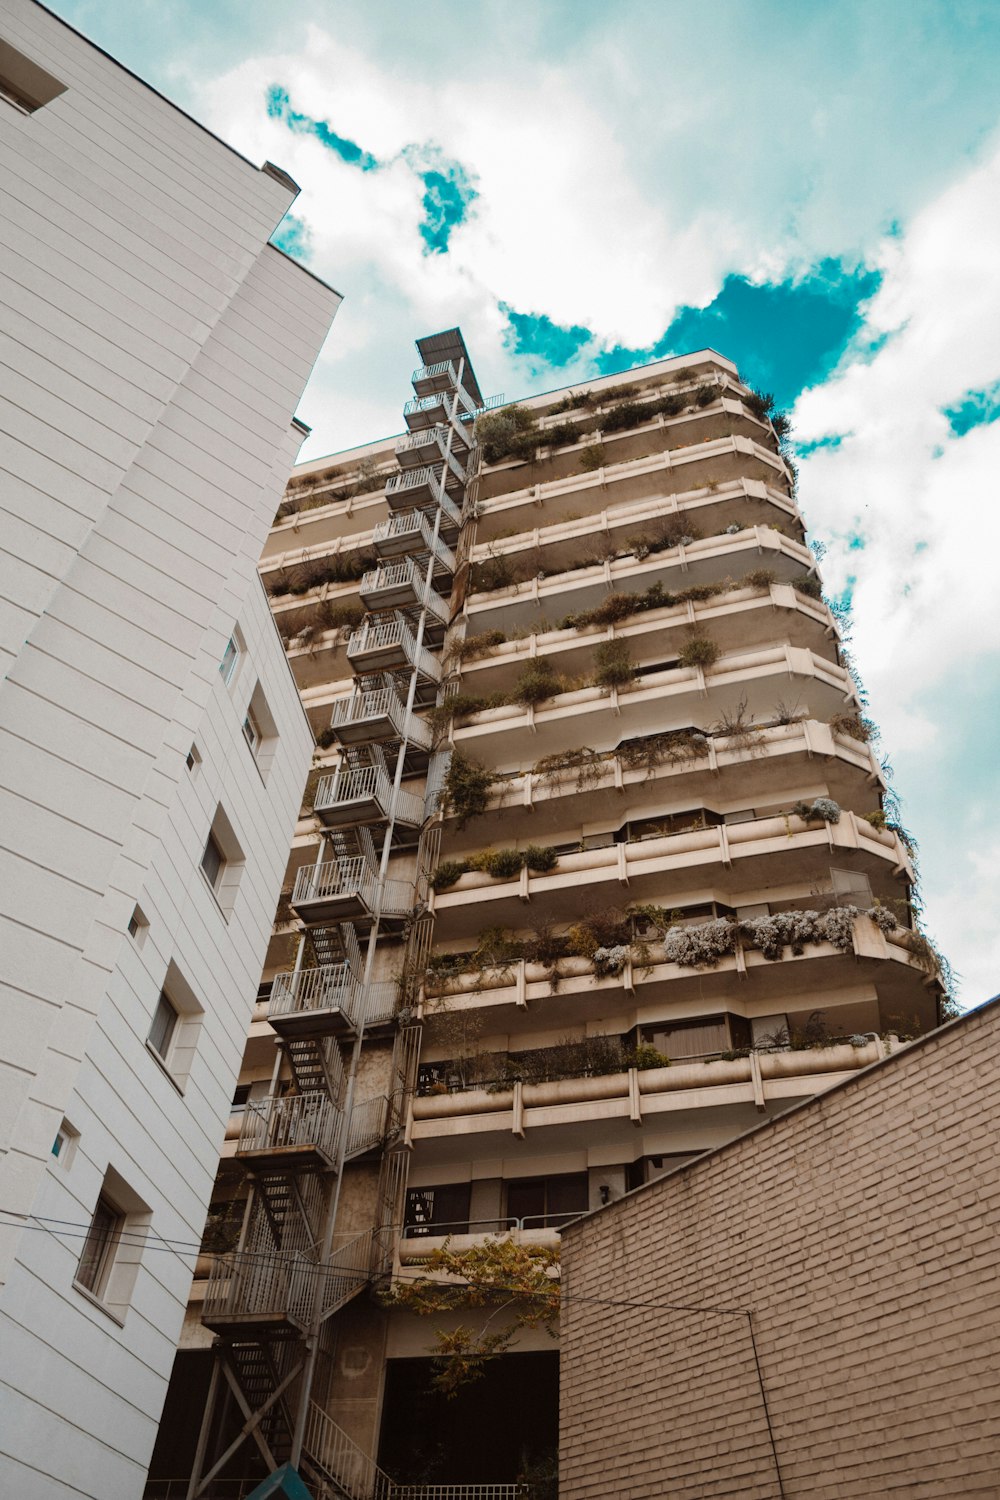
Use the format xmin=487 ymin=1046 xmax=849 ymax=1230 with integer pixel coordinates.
xmin=153 ymin=334 xmax=945 ymax=1495
xmin=558 ymin=995 xmax=1000 ymax=1500
xmin=0 ymin=4 xmax=339 ymax=1495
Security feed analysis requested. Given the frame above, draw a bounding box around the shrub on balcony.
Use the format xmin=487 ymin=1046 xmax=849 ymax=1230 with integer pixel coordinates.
xmin=475 ymin=405 xmax=538 ymax=465
xmin=633 ymin=1042 xmax=671 ymax=1070
xmin=795 ymin=574 xmax=823 ymax=599
xmin=579 ymin=443 xmax=607 ymax=471
xmin=430 ymin=860 xmax=470 ymax=891
xmin=592 ymin=944 xmax=629 ymax=977
xmin=532 ymin=746 xmax=606 ymax=789
xmin=442 ymin=752 xmax=497 ymax=829
xmin=470 ymin=847 xmax=525 ymax=880
xmin=552 ymin=389 xmax=595 ymax=413
xmin=828 ymin=710 xmax=874 ymax=742
xmin=451 ymin=629 xmax=508 ymax=663
xmin=664 ymin=918 xmax=740 ymax=967
xmin=524 ymin=844 xmax=559 ymax=873
xmin=791 ymin=796 xmax=841 ymax=824
xmin=545 ymin=420 xmax=582 ymax=448
xmin=511 ymin=662 xmax=560 ymax=708
xmin=678 ymin=635 xmax=720 ymax=669
xmin=592 ymin=639 xmax=636 ymax=690
xmin=743 ymin=567 xmax=776 ymax=589
xmin=691 ymin=383 xmax=717 ymax=408
xmin=316 ymin=598 xmax=365 ymax=632
xmin=618 ymin=728 xmax=708 ymax=774
xmin=469 ymin=553 xmax=516 ymax=592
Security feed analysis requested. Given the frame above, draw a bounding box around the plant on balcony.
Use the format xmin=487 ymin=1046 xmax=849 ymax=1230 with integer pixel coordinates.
xmin=316 ymin=598 xmax=365 ymax=632
xmin=450 ymin=628 xmax=508 ymax=663
xmin=578 ymin=443 xmax=607 ymax=471
xmin=380 ymin=1237 xmax=560 ymax=1394
xmin=691 ymin=383 xmax=717 ymax=408
xmin=511 ymin=661 xmax=560 ymax=708
xmin=634 ymin=1042 xmax=671 ymax=1070
xmin=711 ymin=695 xmax=766 ymax=756
xmin=791 ymin=796 xmax=841 ymax=824
xmin=828 ymin=710 xmax=875 ymax=742
xmin=200 ymin=1199 xmax=246 ymax=1255
xmin=524 ymin=844 xmax=559 ymax=873
xmin=743 ymin=566 xmax=776 ymax=589
xmin=441 ymin=752 xmax=498 ymax=829
xmin=532 ymin=746 xmax=606 ymax=790
xmin=468 ymin=551 xmax=516 ymax=592
xmin=795 ymin=574 xmax=824 ymax=599
xmin=552 ymin=389 xmax=596 ymax=413
xmin=592 ymin=638 xmax=636 ymax=690
xmin=430 ymin=860 xmax=470 ymax=892
xmin=475 ymin=405 xmax=538 ymax=465
xmin=470 ymin=847 xmax=525 ymax=880
xmin=545 ymin=420 xmax=582 ymax=448
xmin=592 ymin=944 xmax=630 ymax=977
xmin=678 ymin=635 xmax=721 ymax=669
xmin=664 ymin=918 xmax=740 ymax=967
xmin=618 ymin=727 xmax=709 ymax=775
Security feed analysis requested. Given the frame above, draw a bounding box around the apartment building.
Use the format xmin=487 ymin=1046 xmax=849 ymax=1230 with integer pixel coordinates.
xmin=153 ymin=333 xmax=944 ymax=1496
xmin=0 ymin=4 xmax=339 ymax=1496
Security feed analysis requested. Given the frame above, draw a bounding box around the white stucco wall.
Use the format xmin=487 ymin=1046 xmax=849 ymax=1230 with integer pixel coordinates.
xmin=0 ymin=3 xmax=340 ymax=1494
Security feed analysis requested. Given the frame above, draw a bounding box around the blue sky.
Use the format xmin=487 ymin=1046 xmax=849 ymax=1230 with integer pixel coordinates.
xmin=49 ymin=0 xmax=1000 ymax=1008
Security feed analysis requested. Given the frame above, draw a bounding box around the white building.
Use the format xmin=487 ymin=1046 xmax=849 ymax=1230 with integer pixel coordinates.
xmin=0 ymin=4 xmax=340 ymax=1495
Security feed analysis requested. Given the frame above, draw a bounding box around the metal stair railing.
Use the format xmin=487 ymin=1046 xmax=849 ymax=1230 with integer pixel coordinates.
xmin=345 ymin=1094 xmax=390 ymax=1157
xmin=292 ymin=856 xmax=378 ymax=912
xmin=237 ymin=1092 xmax=343 ymax=1163
xmin=270 ymin=961 xmax=361 ymax=1029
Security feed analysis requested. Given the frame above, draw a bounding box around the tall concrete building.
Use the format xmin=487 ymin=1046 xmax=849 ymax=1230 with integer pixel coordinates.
xmin=0 ymin=4 xmax=339 ymax=1495
xmin=152 ymin=339 xmax=944 ymax=1495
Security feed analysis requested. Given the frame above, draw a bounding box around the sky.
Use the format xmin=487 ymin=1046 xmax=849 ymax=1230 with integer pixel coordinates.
xmin=50 ymin=0 xmax=1000 ymax=1011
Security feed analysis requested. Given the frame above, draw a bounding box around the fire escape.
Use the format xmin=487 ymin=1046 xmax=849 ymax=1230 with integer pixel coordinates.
xmin=186 ymin=336 xmax=502 ymax=1500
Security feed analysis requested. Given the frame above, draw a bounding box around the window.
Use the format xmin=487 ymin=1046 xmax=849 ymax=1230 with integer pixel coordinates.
xmin=73 ymin=1169 xmax=151 ymax=1320
xmin=76 ymin=1194 xmax=123 ymax=1297
xmin=201 ymin=830 xmax=225 ymax=890
xmin=506 ymin=1173 xmax=589 ymax=1229
xmin=147 ymin=991 xmax=179 ymax=1062
xmin=404 ymin=1183 xmax=472 ymax=1237
xmin=0 ymin=40 xmax=67 ymax=114
xmin=219 ymin=635 xmax=240 ymax=685
xmin=51 ymin=1118 xmax=79 ymax=1168
xmin=127 ymin=903 xmax=148 ymax=945
xmin=242 ymin=706 xmax=262 ymax=754
xmin=200 ymin=806 xmax=245 ymax=916
xmin=243 ymin=682 xmax=279 ymax=780
xmin=647 ymin=1015 xmax=730 ymax=1061
xmin=231 ymin=1083 xmax=252 ymax=1112
xmin=186 ymin=743 xmax=201 ymax=774
xmin=831 ymin=867 xmax=873 ymax=905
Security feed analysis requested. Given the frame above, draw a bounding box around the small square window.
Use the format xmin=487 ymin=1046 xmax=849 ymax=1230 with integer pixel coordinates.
xmin=52 ymin=1118 xmax=79 ymax=1167
xmin=186 ymin=743 xmax=201 ymax=773
xmin=243 ymin=707 xmax=262 ymax=755
xmin=220 ymin=634 xmax=240 ymax=685
xmin=76 ymin=1194 xmax=124 ymax=1298
xmin=201 ymin=831 xmax=225 ymax=890
xmin=127 ymin=904 xmax=148 ymax=945
xmin=148 ymin=991 xmax=179 ymax=1062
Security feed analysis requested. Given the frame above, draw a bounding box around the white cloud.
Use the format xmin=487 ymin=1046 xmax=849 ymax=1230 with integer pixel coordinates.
xmin=793 ymin=134 xmax=1000 ymax=1005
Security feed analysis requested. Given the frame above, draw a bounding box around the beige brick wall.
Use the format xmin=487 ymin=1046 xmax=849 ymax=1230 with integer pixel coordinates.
xmin=559 ymin=1000 xmax=1000 ymax=1499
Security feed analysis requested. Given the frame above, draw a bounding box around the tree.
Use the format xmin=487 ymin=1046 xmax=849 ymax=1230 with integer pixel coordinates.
xmin=380 ymin=1237 xmax=560 ymax=1396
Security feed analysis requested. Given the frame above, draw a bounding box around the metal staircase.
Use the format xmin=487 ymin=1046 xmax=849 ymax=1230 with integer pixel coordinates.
xmin=185 ymin=333 xmax=490 ymax=1500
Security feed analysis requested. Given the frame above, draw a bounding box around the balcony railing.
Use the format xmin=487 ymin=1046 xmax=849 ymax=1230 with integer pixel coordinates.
xmin=373 ymin=510 xmax=458 ymax=572
xmin=360 ymin=559 xmax=451 ymax=623
xmin=202 ymin=1250 xmax=315 ymax=1329
xmin=329 ymin=685 xmax=433 ymax=749
xmin=314 ymin=763 xmax=425 ymax=829
xmin=270 ymin=963 xmax=400 ymax=1034
xmin=394 ymin=429 xmax=467 ymax=484
xmin=346 ymin=1093 xmax=391 ymax=1156
xmin=292 ymin=858 xmax=414 ymax=923
xmin=237 ymin=1090 xmax=342 ymax=1167
xmin=348 ymin=615 xmax=442 ymax=682
xmin=411 ymin=358 xmax=458 ymax=394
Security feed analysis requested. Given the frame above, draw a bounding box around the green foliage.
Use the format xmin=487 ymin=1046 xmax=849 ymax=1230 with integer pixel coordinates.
xmin=592 ymin=638 xmax=636 ymax=689
xmin=633 ymin=1043 xmax=671 ymax=1071
xmin=678 ymin=635 xmax=721 ymax=668
xmin=380 ymin=1237 xmax=561 ymax=1396
xmin=828 ymin=711 xmax=875 ymax=742
xmin=545 ymin=421 xmax=582 ymax=447
xmin=511 ymin=662 xmax=559 ymax=707
xmin=579 ymin=443 xmax=607 ymax=471
xmin=442 ymin=753 xmax=498 ymax=829
xmin=618 ymin=728 xmax=708 ymax=775
xmin=551 ymin=390 xmax=595 ymax=413
xmin=452 ymin=629 xmax=507 ymax=662
xmin=431 ymin=860 xmax=470 ymax=891
xmin=532 ymin=746 xmax=605 ymax=789
xmin=795 ymin=574 xmax=823 ymax=599
xmin=470 ymin=847 xmax=525 ymax=879
xmin=524 ymin=844 xmax=559 ymax=873
xmin=743 ymin=567 xmax=777 ymax=590
xmin=475 ymin=405 xmax=538 ymax=465
xmin=691 ymin=383 xmax=717 ymax=407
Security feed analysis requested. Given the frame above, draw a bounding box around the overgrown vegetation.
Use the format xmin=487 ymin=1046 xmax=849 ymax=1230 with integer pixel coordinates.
xmin=441 ymin=753 xmax=498 ymax=829
xmin=430 ymin=845 xmax=561 ymax=891
xmin=475 ymin=406 xmax=538 ymax=465
xmin=592 ymin=638 xmax=636 ymax=690
xmin=678 ymin=635 xmax=720 ymax=669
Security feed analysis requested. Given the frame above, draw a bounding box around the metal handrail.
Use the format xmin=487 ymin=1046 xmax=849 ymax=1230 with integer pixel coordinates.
xmin=238 ymin=1091 xmax=342 ymax=1161
xmin=270 ymin=962 xmax=361 ymax=1027
xmin=348 ymin=616 xmax=442 ymax=682
xmin=394 ymin=430 xmax=467 ymax=484
xmin=203 ymin=1249 xmax=315 ymax=1325
xmin=346 ymin=1093 xmax=390 ymax=1156
xmin=411 ymin=358 xmax=456 ymax=385
xmin=384 ymin=469 xmax=463 ymax=527
xmin=329 ymin=687 xmax=433 ymax=750
xmin=401 ymin=1212 xmax=583 ymax=1238
xmin=292 ymin=856 xmax=377 ymax=908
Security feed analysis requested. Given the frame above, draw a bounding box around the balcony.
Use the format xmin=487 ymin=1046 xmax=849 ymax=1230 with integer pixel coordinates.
xmin=360 ymin=559 xmax=451 ymax=626
xmin=384 ymin=468 xmax=464 ymax=528
xmin=444 ymin=720 xmax=882 ymax=849
xmin=269 ymin=963 xmax=399 ymax=1038
xmin=457 ymin=583 xmax=834 ymax=700
xmin=411 ymin=358 xmax=460 ymax=397
xmin=329 ymin=681 xmax=433 ymax=750
xmin=465 ymin=525 xmax=814 ymax=636
xmin=202 ymin=1249 xmax=315 ymax=1333
xmin=347 ymin=614 xmax=442 ymax=682
xmin=452 ymin=645 xmax=856 ymax=769
xmin=404 ymin=388 xmax=477 ymax=435
xmin=346 ymin=1092 xmax=393 ymax=1158
xmin=421 ymin=918 xmax=938 ymax=1038
xmin=314 ymin=763 xmax=425 ymax=833
xmin=475 ymin=435 xmax=790 ymax=535
xmin=472 ymin=477 xmax=798 ymax=571
xmin=407 ymin=1039 xmax=894 ymax=1154
xmin=394 ymin=429 xmax=467 ymax=485
xmin=398 ymin=1217 xmax=571 ymax=1266
xmin=373 ymin=510 xmax=458 ymax=574
xmin=291 ymin=856 xmax=414 ymax=926
xmin=429 ymin=810 xmax=913 ymax=940
xmin=235 ymin=1090 xmax=342 ymax=1172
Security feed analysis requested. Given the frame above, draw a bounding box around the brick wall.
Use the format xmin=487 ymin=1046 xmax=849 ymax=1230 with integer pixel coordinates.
xmin=559 ymin=999 xmax=1000 ymax=1498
